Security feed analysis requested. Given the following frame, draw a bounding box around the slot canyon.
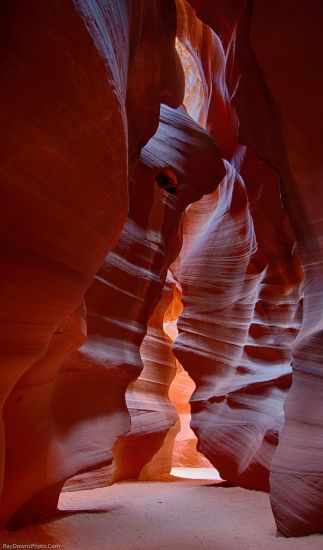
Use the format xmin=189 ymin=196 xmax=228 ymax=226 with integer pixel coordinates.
xmin=1 ymin=1 xmax=323 ymax=548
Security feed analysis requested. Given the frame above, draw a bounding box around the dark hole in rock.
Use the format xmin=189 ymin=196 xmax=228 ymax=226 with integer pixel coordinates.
xmin=156 ymin=172 xmax=177 ymax=195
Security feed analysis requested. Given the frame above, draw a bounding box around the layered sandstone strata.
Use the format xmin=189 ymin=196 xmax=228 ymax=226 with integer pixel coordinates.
xmin=173 ymin=153 xmax=303 ymax=490
xmin=0 ymin=0 xmax=184 ymax=528
xmin=63 ymin=105 xmax=224 ymax=488
xmin=1 ymin=0 xmax=323 ymax=539
xmin=185 ymin=0 xmax=323 ymax=536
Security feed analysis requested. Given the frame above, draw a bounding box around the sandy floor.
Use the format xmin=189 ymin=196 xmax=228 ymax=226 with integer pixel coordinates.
xmin=1 ymin=480 xmax=322 ymax=549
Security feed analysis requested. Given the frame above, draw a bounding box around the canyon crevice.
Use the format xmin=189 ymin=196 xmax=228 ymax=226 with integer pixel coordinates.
xmin=1 ymin=0 xmax=323 ymax=540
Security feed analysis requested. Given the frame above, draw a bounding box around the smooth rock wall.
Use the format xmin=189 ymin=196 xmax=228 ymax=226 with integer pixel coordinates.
xmin=0 ymin=0 xmax=184 ymax=528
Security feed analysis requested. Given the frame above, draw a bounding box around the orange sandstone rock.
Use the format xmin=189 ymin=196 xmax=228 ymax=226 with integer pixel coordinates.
xmin=0 ymin=0 xmax=184 ymax=528
xmin=65 ymin=106 xmax=224 ymax=487
xmin=184 ymin=0 xmax=323 ymax=536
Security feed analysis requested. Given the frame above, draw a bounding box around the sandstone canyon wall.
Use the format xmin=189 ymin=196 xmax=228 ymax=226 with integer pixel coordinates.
xmin=170 ymin=0 xmax=299 ymax=495
xmin=63 ymin=105 xmax=224 ymax=488
xmin=185 ymin=0 xmax=323 ymax=536
xmin=0 ymin=0 xmax=184 ymax=528
xmin=0 ymin=0 xmax=323 ymax=540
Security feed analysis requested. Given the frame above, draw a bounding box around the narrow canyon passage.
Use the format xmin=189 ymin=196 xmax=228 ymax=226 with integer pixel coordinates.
xmin=169 ymin=365 xmax=220 ymax=481
xmin=1 ymin=0 xmax=323 ymax=545
xmin=164 ymin=318 xmax=220 ymax=481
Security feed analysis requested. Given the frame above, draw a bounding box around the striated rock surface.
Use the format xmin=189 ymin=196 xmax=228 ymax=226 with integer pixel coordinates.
xmin=0 ymin=0 xmax=184 ymax=528
xmin=249 ymin=2 xmax=323 ymax=537
xmin=113 ymin=276 xmax=179 ymax=482
xmin=185 ymin=0 xmax=323 ymax=536
xmin=1 ymin=0 xmax=323 ymax=539
xmin=173 ymin=152 xmax=303 ymax=490
xmin=65 ymin=105 xmax=224 ymax=488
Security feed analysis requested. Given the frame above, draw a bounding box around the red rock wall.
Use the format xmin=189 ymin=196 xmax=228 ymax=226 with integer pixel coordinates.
xmin=173 ymin=153 xmax=303 ymax=490
xmin=1 ymin=0 xmax=323 ymax=539
xmin=0 ymin=0 xmax=184 ymax=528
xmin=63 ymin=105 xmax=224 ymax=488
xmin=185 ymin=0 xmax=323 ymax=536
xmin=113 ymin=276 xmax=179 ymax=483
xmin=250 ymin=2 xmax=323 ymax=537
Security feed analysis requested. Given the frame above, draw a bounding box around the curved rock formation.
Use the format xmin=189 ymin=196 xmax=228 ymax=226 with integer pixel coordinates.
xmin=184 ymin=0 xmax=323 ymax=536
xmin=1 ymin=0 xmax=323 ymax=540
xmin=249 ymin=2 xmax=323 ymax=537
xmin=169 ymin=357 xmax=212 ymax=471
xmin=113 ymin=276 xmax=179 ymax=483
xmin=173 ymin=153 xmax=303 ymax=490
xmin=64 ymin=106 xmax=224 ymax=489
xmin=0 ymin=0 xmax=184 ymax=528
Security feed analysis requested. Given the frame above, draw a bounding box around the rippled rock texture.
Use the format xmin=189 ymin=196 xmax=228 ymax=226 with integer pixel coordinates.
xmin=172 ymin=0 xmax=298 ymax=494
xmin=0 ymin=0 xmax=184 ymax=528
xmin=1 ymin=0 xmax=323 ymax=540
xmin=186 ymin=0 xmax=323 ymax=537
xmin=63 ymin=105 xmax=224 ymax=489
